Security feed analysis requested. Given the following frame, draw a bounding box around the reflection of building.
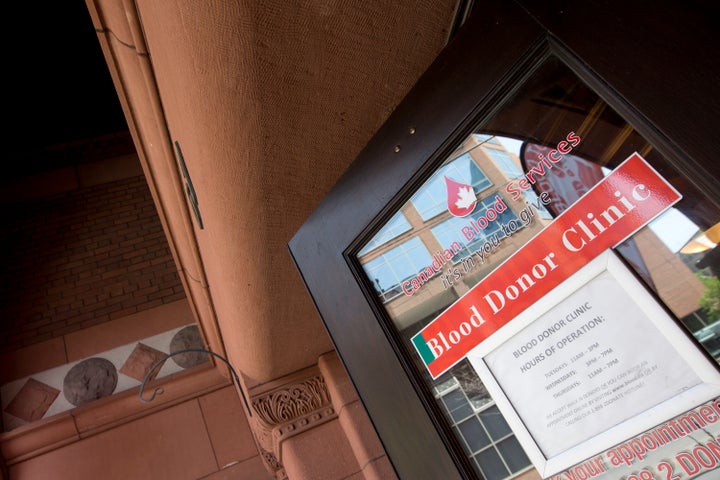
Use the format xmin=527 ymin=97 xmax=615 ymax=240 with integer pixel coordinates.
xmin=360 ymin=135 xmax=553 ymax=328
xmin=357 ymin=133 xmax=715 ymax=479
xmin=360 ymin=132 xmax=709 ymax=331
xmin=358 ymin=136 xmax=556 ymax=478
xmin=632 ymin=229 xmax=715 ymax=353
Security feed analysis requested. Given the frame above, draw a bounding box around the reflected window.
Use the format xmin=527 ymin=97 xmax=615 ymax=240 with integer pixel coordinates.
xmin=411 ymin=153 xmax=491 ymax=221
xmin=358 ymin=212 xmax=412 ymax=255
xmin=484 ymin=148 xmax=522 ymax=177
xmin=361 ymin=237 xmax=434 ymax=302
xmin=438 ymin=377 xmax=529 ymax=480
xmin=431 ymin=195 xmax=519 ymax=262
xmin=475 ymin=134 xmax=501 ymax=145
xmin=484 ymin=145 xmax=552 ymax=220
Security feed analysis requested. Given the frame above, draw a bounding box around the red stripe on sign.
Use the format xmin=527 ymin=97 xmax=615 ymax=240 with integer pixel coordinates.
xmin=415 ymin=153 xmax=681 ymax=378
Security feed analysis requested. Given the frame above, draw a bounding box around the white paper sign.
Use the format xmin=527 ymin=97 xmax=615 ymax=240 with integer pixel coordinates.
xmin=468 ymin=251 xmax=720 ymax=476
xmin=484 ymin=269 xmax=700 ymax=457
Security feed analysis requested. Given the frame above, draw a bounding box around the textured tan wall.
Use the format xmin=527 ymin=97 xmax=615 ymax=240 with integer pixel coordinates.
xmin=81 ymin=3 xmax=461 ymax=476
xmin=129 ymin=0 xmax=458 ymax=381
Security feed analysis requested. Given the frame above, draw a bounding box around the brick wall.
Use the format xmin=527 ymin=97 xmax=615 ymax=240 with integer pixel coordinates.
xmin=0 ymin=175 xmax=185 ymax=352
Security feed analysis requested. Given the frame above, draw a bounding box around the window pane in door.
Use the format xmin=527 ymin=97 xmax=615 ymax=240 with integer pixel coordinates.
xmin=356 ymin=54 xmax=720 ymax=479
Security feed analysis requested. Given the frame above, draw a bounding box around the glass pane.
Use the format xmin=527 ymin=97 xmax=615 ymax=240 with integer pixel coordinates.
xmin=358 ymin=211 xmax=412 ymax=255
xmin=458 ymin=416 xmax=491 ymax=452
xmin=410 ymin=153 xmax=492 ymax=220
xmin=356 ymin=55 xmax=720 ymax=479
xmin=497 ymin=437 xmax=531 ymax=473
xmin=479 ymin=405 xmax=511 ymax=441
xmin=360 ymin=236 xmax=434 ymax=302
xmin=470 ymin=458 xmax=488 ymax=480
xmin=441 ymin=388 xmax=473 ymax=422
xmin=476 ymin=447 xmax=509 ymax=480
xmin=453 ymin=426 xmax=472 ymax=455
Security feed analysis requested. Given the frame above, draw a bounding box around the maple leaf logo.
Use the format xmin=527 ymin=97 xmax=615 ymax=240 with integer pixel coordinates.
xmin=445 ymin=176 xmax=477 ymax=217
xmin=455 ymin=186 xmax=476 ymax=210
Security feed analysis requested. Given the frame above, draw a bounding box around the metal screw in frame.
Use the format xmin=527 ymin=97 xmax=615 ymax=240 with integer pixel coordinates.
xmin=394 ymin=127 xmax=416 ymax=152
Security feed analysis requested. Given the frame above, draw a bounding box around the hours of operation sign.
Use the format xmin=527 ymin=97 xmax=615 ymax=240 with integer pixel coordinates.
xmin=483 ymin=267 xmax=700 ymax=458
xmin=469 ymin=250 xmax=720 ymax=477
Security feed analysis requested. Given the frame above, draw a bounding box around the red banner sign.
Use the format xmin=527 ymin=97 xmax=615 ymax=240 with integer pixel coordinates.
xmin=412 ymin=153 xmax=681 ymax=378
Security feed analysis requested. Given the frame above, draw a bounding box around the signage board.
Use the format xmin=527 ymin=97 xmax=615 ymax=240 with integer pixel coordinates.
xmin=412 ymin=152 xmax=682 ymax=379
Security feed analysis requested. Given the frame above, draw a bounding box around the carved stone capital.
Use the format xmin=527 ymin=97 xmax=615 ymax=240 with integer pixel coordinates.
xmin=249 ymin=367 xmax=336 ymax=478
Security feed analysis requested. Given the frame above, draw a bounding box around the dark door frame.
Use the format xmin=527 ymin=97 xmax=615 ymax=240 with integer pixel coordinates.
xmin=289 ymin=2 xmax=719 ymax=478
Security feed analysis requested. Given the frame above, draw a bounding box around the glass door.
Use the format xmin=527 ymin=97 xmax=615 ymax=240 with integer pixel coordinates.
xmin=290 ymin=3 xmax=719 ymax=479
xmin=353 ymin=55 xmax=720 ymax=479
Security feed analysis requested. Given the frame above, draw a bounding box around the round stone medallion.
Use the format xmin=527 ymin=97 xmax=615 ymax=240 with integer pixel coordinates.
xmin=169 ymin=325 xmax=208 ymax=369
xmin=63 ymin=358 xmax=118 ymax=407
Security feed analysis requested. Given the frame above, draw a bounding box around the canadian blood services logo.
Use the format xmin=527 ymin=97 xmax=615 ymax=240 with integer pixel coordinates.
xmin=445 ymin=177 xmax=477 ymax=217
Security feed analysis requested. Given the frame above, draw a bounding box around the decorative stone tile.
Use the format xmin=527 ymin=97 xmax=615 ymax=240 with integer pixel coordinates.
xmin=120 ymin=342 xmax=167 ymax=382
xmin=1 ymin=323 xmax=197 ymax=432
xmin=63 ymin=358 xmax=118 ymax=407
xmin=4 ymin=378 xmax=60 ymax=422
xmin=170 ymin=325 xmax=209 ymax=368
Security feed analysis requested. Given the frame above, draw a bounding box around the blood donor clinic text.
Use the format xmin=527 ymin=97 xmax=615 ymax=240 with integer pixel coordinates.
xmin=412 ymin=153 xmax=681 ymax=379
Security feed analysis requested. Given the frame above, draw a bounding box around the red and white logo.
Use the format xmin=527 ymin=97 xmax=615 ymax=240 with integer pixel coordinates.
xmin=445 ymin=176 xmax=476 ymax=217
